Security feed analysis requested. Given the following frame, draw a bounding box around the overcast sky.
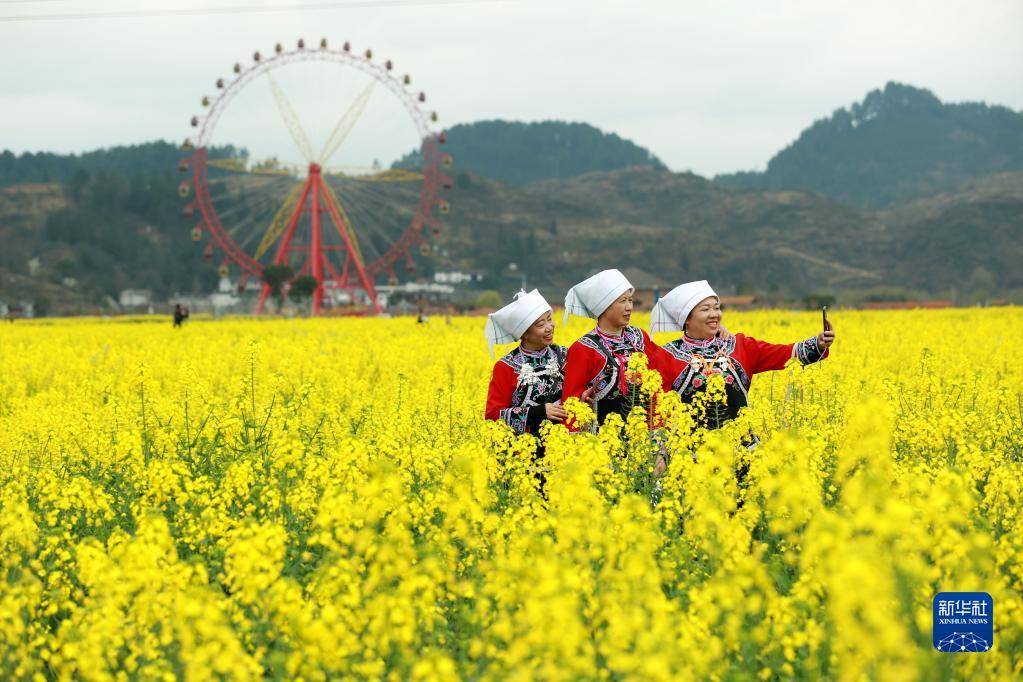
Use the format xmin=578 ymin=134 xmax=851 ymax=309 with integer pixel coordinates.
xmin=1 ymin=0 xmax=1020 ymax=176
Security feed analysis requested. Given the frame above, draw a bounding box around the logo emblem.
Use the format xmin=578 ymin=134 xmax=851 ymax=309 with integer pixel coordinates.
xmin=933 ymin=592 xmax=993 ymax=652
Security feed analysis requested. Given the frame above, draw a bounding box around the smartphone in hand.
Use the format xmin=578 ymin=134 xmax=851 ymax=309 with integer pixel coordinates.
xmin=822 ymin=306 xmax=832 ymax=332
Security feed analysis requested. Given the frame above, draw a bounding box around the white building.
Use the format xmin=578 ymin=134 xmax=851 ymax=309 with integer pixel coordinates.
xmin=119 ymin=289 xmax=152 ymax=307
xmin=377 ymin=282 xmax=455 ymax=309
xmin=210 ymin=292 xmax=241 ymax=309
xmin=433 ymin=271 xmax=479 ymax=285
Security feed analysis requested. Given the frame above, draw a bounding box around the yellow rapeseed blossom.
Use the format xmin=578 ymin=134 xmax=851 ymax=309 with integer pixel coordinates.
xmin=0 ymin=308 xmax=1021 ymax=679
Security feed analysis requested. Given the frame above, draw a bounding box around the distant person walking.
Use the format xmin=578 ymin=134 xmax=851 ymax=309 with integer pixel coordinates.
xmin=172 ymin=303 xmax=190 ymax=328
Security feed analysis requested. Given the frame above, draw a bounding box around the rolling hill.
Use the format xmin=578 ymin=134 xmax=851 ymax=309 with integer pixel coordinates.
xmin=394 ymin=120 xmax=666 ymax=186
xmin=435 ymin=167 xmax=1022 ymax=298
xmin=2 ymin=102 xmax=1021 ymax=313
xmin=715 ymin=82 xmax=1023 ymax=209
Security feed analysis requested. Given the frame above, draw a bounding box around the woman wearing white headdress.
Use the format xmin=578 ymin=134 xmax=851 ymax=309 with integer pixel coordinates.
xmin=651 ymin=280 xmax=835 ymax=430
xmin=484 ymin=289 xmax=568 ymax=435
xmin=561 ymin=268 xmax=674 ymax=428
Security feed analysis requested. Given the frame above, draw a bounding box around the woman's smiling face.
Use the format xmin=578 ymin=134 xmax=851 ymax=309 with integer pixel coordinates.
xmin=521 ymin=310 xmax=554 ymax=349
xmin=685 ymin=296 xmax=722 ymax=339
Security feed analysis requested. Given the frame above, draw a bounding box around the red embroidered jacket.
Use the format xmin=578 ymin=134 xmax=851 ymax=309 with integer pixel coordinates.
xmin=661 ymin=332 xmax=830 ymax=428
xmin=485 ymin=344 xmax=567 ymax=435
xmin=561 ymin=326 xmax=674 ymax=429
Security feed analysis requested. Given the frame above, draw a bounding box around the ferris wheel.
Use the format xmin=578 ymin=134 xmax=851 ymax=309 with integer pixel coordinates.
xmin=179 ymin=38 xmax=452 ymax=314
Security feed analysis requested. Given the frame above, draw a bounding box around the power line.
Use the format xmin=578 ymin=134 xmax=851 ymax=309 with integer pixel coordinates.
xmin=0 ymin=0 xmax=508 ymax=22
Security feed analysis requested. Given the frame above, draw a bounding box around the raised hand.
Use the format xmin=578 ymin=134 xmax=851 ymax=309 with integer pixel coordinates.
xmin=653 ymin=455 xmax=667 ymax=477
xmin=545 ymin=400 xmax=568 ymax=423
xmin=819 ymin=307 xmax=835 ymax=349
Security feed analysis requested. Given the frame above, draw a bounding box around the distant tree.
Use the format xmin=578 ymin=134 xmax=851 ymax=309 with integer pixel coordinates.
xmin=966 ymin=266 xmax=996 ymax=304
xmin=863 ymin=287 xmax=914 ymax=303
xmin=526 ymin=228 xmax=538 ymax=254
xmin=68 ymin=169 xmax=89 ymax=201
xmin=33 ymin=296 xmax=51 ymax=317
xmin=55 ymin=258 xmax=76 ymax=279
xmin=261 ymin=264 xmax=294 ymax=311
xmin=803 ymin=292 xmax=836 ymax=310
xmin=475 ymin=290 xmax=503 ymax=310
xmin=289 ymin=275 xmax=319 ymax=312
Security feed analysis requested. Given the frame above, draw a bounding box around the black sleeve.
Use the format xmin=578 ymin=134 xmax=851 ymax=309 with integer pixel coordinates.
xmin=525 ymin=404 xmax=547 ymax=433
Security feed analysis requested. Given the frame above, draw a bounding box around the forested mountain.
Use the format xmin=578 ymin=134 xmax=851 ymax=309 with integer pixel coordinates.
xmin=0 ymin=171 xmax=217 ymax=313
xmin=0 ymin=141 xmax=242 ymax=187
xmin=395 ymin=120 xmax=666 ymax=185
xmin=873 ymin=172 xmax=1023 ymax=293
xmin=0 ymin=142 xmax=243 ymax=311
xmin=436 ymin=168 xmax=1022 ymax=299
xmin=2 ymin=99 xmax=1021 ymax=314
xmin=5 ymin=164 xmax=1020 ymax=314
xmin=715 ymin=82 xmax=1023 ymax=208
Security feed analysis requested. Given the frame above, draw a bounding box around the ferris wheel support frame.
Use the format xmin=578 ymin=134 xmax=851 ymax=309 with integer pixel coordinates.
xmin=254 ymin=163 xmax=381 ymax=314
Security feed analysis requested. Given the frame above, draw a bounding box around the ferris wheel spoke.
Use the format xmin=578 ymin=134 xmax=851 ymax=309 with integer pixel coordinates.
xmin=208 ymin=170 xmax=297 ymax=195
xmin=215 ymin=182 xmax=295 ymax=238
xmin=337 ymin=206 xmax=387 ymax=263
xmin=332 ymin=177 xmax=419 ymax=220
xmin=210 ymin=198 xmax=267 ymax=224
xmin=207 ymin=186 xmax=289 ymax=212
xmin=328 ymin=180 xmax=415 ymax=262
xmin=327 ymin=183 xmax=401 ymax=269
xmin=225 ymin=217 xmax=263 ymax=251
xmin=317 ymin=79 xmax=375 ymax=166
xmin=328 ymin=172 xmax=418 ymax=219
xmin=228 ymin=194 xmax=295 ymax=254
xmin=207 ymin=169 xmax=286 ymax=185
xmin=240 ymin=185 xmax=296 ymax=229
xmin=322 ymin=183 xmax=388 ymax=262
xmin=208 ymin=156 xmax=302 ymax=178
xmin=223 ymin=188 xmax=285 ymax=226
xmin=253 ymin=183 xmax=305 ymax=262
xmin=224 ymin=211 xmax=281 ymax=251
xmin=237 ymin=218 xmax=276 ymax=254
xmin=323 ymin=166 xmax=423 ymax=183
xmin=266 ymin=72 xmax=316 ymax=163
xmin=211 ymin=183 xmax=291 ymax=223
xmin=319 ymin=181 xmax=368 ymax=265
xmin=206 ymin=173 xmax=292 ymax=202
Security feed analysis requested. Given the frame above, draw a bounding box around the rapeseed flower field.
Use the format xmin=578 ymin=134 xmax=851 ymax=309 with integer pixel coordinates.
xmin=1 ymin=309 xmax=1021 ymax=680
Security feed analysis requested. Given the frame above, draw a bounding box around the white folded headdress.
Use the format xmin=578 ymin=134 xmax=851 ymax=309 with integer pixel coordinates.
xmin=563 ymin=269 xmax=633 ymax=324
xmin=649 ymin=280 xmax=718 ymax=333
xmin=484 ymin=289 xmax=552 ymax=357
